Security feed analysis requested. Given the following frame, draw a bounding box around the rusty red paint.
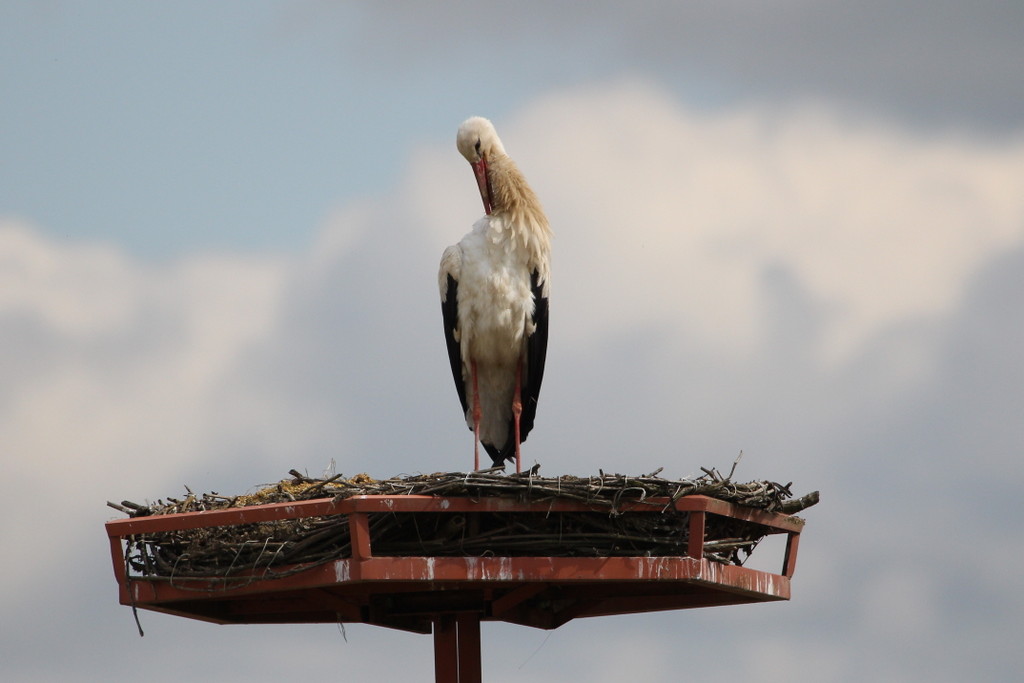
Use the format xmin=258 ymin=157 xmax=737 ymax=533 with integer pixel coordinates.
xmin=687 ymin=510 xmax=706 ymax=559
xmin=106 ymin=494 xmax=802 ymax=629
xmin=348 ymin=512 xmax=372 ymax=563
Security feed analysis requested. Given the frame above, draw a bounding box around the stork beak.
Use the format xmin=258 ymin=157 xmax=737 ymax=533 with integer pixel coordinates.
xmin=471 ymin=158 xmax=493 ymax=215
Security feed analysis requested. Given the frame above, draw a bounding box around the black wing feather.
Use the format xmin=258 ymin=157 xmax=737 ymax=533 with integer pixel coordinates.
xmin=441 ymin=274 xmax=469 ymax=419
xmin=520 ymin=269 xmax=549 ymax=441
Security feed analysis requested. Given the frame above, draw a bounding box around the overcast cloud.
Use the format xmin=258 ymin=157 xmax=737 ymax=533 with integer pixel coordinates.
xmin=336 ymin=0 xmax=1024 ymax=132
xmin=2 ymin=3 xmax=1022 ymax=681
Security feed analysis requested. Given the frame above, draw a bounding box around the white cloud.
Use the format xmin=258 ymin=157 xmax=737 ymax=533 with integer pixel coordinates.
xmin=0 ymin=221 xmax=289 ymax=591
xmin=0 ymin=221 xmax=142 ymax=337
xmin=0 ymin=223 xmax=289 ymax=471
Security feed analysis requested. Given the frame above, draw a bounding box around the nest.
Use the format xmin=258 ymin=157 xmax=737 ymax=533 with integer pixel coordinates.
xmin=110 ymin=466 xmax=818 ymax=582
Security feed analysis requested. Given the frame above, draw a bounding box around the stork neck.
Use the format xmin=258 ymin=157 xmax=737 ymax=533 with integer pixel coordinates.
xmin=480 ymin=155 xmax=552 ymax=283
xmin=487 ymin=157 xmax=546 ymax=228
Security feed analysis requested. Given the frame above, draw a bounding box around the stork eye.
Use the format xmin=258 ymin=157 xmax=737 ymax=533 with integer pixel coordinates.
xmin=474 ymin=139 xmax=482 ymax=154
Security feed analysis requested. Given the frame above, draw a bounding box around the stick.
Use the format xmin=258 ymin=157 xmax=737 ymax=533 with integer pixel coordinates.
xmin=779 ymin=490 xmax=820 ymax=514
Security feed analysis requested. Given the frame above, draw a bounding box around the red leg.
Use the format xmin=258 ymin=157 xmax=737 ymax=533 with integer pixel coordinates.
xmin=471 ymin=359 xmax=481 ymax=471
xmin=512 ymin=359 xmax=523 ymax=474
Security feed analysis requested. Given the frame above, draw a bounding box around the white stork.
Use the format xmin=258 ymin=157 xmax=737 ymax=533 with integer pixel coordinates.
xmin=439 ymin=117 xmax=552 ymax=473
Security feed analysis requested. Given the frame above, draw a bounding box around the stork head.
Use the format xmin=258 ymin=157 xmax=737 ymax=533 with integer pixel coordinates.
xmin=457 ymin=116 xmax=506 ymax=215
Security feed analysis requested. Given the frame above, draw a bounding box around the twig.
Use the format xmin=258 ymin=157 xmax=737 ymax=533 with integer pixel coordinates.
xmin=727 ymin=450 xmax=744 ymax=481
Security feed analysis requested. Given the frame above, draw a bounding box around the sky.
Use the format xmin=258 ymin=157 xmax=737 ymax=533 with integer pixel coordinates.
xmin=2 ymin=1 xmax=1023 ymax=681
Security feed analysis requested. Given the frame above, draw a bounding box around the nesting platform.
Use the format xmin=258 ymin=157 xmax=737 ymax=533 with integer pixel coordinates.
xmin=105 ymin=471 xmax=813 ymax=682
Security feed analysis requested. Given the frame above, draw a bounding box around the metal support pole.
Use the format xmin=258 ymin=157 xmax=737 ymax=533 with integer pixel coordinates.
xmin=687 ymin=510 xmax=706 ymax=559
xmin=433 ymin=613 xmax=482 ymax=683
xmin=434 ymin=615 xmax=458 ymax=682
xmin=456 ymin=613 xmax=482 ymax=683
xmin=783 ymin=530 xmax=801 ymax=578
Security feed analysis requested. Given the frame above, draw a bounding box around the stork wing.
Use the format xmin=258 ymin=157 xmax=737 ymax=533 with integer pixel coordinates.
xmin=519 ymin=269 xmax=548 ymax=442
xmin=439 ymin=248 xmax=469 ymax=421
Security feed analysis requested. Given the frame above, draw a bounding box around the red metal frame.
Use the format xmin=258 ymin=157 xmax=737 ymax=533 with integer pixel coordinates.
xmin=106 ymin=494 xmax=804 ymax=682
